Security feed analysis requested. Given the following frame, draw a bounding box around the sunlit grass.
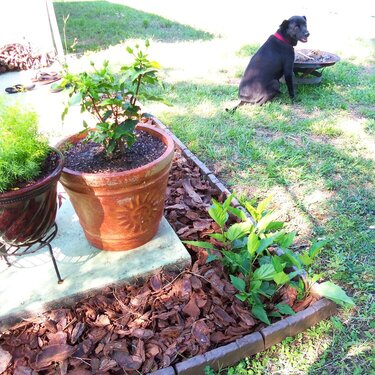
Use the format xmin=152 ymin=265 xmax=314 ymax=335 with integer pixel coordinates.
xmin=51 ymin=2 xmax=375 ymax=372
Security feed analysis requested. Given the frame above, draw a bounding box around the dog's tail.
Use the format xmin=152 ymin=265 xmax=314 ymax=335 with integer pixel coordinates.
xmin=225 ymin=101 xmax=246 ymax=114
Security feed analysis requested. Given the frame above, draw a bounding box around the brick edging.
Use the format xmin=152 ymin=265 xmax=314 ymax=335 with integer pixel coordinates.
xmin=149 ymin=299 xmax=337 ymax=375
xmin=149 ymin=116 xmax=338 ymax=375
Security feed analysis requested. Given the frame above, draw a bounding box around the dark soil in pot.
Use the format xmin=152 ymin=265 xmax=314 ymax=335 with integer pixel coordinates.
xmin=62 ymin=130 xmax=166 ymax=173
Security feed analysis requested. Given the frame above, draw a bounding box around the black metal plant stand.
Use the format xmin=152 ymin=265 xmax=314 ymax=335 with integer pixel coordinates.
xmin=0 ymin=223 xmax=64 ymax=284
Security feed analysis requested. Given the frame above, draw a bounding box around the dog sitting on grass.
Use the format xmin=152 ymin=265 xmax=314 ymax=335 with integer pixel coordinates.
xmin=228 ymin=15 xmax=309 ymax=111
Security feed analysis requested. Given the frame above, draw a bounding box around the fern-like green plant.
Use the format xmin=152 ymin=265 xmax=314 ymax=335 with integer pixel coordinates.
xmin=0 ymin=97 xmax=49 ymax=193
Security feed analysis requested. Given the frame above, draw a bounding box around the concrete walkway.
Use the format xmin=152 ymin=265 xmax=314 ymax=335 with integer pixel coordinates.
xmin=0 ymin=70 xmax=191 ymax=330
xmin=0 ymin=196 xmax=191 ymax=329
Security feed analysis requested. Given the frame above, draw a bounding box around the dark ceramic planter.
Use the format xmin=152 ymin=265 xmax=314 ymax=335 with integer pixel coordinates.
xmin=0 ymin=148 xmax=64 ymax=246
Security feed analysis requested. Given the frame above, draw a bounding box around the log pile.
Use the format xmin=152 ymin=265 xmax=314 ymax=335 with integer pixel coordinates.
xmin=0 ymin=43 xmax=56 ymax=73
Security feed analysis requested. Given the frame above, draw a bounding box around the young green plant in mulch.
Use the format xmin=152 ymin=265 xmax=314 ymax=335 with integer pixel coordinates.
xmin=186 ymin=195 xmax=354 ymax=325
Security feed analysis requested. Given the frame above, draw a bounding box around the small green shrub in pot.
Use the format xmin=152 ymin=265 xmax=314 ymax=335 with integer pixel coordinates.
xmin=56 ymin=40 xmax=174 ymax=251
xmin=61 ymin=40 xmax=168 ymax=156
xmin=0 ymin=96 xmax=64 ymax=246
xmin=0 ymin=97 xmax=50 ymax=192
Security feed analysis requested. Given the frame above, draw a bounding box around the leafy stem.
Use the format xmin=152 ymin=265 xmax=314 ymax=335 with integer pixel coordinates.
xmin=185 ymin=195 xmax=354 ymax=325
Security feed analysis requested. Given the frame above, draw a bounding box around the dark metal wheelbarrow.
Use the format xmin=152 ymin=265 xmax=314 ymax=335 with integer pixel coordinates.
xmin=293 ymin=49 xmax=340 ymax=84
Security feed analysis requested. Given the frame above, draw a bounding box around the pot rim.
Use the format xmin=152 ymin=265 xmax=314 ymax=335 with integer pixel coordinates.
xmin=56 ymin=123 xmax=175 ymax=178
xmin=0 ymin=147 xmax=64 ymax=202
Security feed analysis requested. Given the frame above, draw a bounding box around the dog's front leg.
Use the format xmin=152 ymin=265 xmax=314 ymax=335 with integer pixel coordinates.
xmin=284 ymin=73 xmax=295 ymax=100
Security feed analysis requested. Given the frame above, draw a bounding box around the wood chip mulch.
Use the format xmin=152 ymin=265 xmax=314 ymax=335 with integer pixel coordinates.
xmin=0 ymin=149 xmax=316 ymax=374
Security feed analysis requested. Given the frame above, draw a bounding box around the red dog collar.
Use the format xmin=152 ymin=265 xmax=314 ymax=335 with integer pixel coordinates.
xmin=274 ymin=32 xmax=291 ymax=45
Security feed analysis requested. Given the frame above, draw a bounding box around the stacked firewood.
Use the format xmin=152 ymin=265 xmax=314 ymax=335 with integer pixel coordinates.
xmin=0 ymin=43 xmax=56 ymax=73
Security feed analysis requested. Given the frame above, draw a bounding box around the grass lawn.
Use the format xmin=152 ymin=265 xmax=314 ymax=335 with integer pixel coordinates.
xmin=53 ymin=1 xmax=374 ymax=373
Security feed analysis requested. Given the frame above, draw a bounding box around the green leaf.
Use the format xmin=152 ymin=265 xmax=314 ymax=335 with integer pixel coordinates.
xmin=298 ymin=252 xmax=313 ymax=266
xmin=252 ymin=304 xmax=270 ymax=325
xmin=257 ymin=234 xmax=279 ymax=254
xmin=271 ymin=255 xmax=284 ymax=272
xmin=278 ymin=232 xmax=296 ymax=248
xmin=287 ymin=271 xmax=300 ymax=281
xmin=247 ymin=232 xmax=260 ymax=257
xmin=249 ymin=280 xmax=262 ymax=292
xmin=208 ymin=200 xmax=228 ymax=228
xmin=230 ymin=275 xmax=246 ymax=292
xmin=258 ymin=281 xmax=276 ymax=298
xmin=253 ymin=264 xmax=276 ymax=281
xmin=227 ymin=205 xmax=248 ymax=221
xmin=265 ymin=221 xmax=284 ymax=231
xmin=273 ymin=271 xmax=290 ymax=285
xmin=223 ymin=250 xmax=248 ymax=275
xmin=68 ymin=92 xmax=82 ymax=106
xmin=309 ymin=240 xmax=329 ymax=259
xmin=244 ymin=202 xmax=259 ymax=222
xmin=275 ymin=303 xmax=296 ymax=316
xmin=233 ymin=237 xmax=248 ymax=250
xmin=256 ymin=212 xmax=277 ymax=233
xmin=281 ymin=248 xmax=302 ymax=269
xmin=269 ymin=311 xmax=282 ymax=318
xmin=314 ymin=281 xmax=355 ymax=307
xmin=308 ymin=273 xmax=322 ymax=284
xmin=209 ymin=233 xmax=226 ymax=242
xmin=257 ymin=196 xmax=272 ymax=214
xmin=206 ymin=253 xmax=218 ymax=263
xmin=113 ymin=126 xmax=132 ymax=139
xmin=61 ymin=106 xmax=68 ymax=122
xmin=222 ymin=193 xmax=234 ymax=210
xmin=235 ymin=293 xmax=248 ymax=302
xmin=258 ymin=255 xmax=271 ymax=266
xmin=225 ymin=222 xmax=249 ymax=241
xmin=106 ymin=139 xmax=116 ymax=154
xmin=183 ymin=240 xmax=218 ymax=251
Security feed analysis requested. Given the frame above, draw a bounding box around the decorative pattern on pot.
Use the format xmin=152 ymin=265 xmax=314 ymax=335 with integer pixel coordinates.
xmin=116 ymin=190 xmax=164 ymax=233
xmin=57 ymin=125 xmax=174 ymax=251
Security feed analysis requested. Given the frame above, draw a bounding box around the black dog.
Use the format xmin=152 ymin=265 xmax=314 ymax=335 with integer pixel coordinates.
xmin=229 ymin=16 xmax=309 ymax=111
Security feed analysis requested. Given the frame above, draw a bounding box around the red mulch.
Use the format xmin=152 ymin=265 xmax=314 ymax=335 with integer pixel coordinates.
xmin=0 ymin=149 xmax=316 ymax=375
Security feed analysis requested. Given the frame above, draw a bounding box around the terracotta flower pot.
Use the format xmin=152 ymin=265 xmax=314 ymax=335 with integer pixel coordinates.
xmin=0 ymin=148 xmax=64 ymax=246
xmin=56 ymin=124 xmax=174 ymax=251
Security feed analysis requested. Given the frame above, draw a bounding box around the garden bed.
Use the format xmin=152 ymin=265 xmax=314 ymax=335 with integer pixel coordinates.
xmin=0 ymin=121 xmax=338 ymax=375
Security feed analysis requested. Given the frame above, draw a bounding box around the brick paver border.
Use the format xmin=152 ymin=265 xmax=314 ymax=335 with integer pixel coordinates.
xmin=150 ymin=116 xmax=339 ymax=375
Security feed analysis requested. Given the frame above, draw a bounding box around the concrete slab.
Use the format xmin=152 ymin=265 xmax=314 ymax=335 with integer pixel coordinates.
xmin=0 ymin=196 xmax=191 ymax=329
xmin=0 ymin=68 xmax=93 ymax=145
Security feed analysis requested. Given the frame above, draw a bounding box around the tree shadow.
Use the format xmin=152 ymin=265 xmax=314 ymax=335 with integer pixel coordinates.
xmin=157 ymin=73 xmax=374 ymax=371
xmin=155 ymin=58 xmax=374 ymax=276
xmin=53 ymin=1 xmax=214 ymax=53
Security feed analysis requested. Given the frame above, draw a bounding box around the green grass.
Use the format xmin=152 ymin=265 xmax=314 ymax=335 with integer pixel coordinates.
xmin=52 ymin=2 xmax=375 ymax=373
xmin=53 ymin=0 xmax=213 ymax=53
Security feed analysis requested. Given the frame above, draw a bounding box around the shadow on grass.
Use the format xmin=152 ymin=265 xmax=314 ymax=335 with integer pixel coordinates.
xmin=158 ymin=75 xmax=374 ymax=372
xmin=157 ymin=59 xmax=374 ymax=267
xmin=53 ymin=0 xmax=214 ymax=53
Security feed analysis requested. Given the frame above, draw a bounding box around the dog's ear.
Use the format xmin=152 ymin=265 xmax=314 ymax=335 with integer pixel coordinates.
xmin=280 ymin=20 xmax=289 ymax=30
xmin=302 ymin=15 xmax=307 ymax=21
